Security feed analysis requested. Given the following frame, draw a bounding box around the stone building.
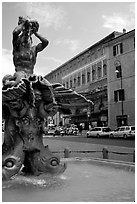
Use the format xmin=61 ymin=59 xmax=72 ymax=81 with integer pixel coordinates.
xmin=45 ymin=29 xmax=135 ymax=130
xmin=104 ymin=29 xmax=135 ymax=129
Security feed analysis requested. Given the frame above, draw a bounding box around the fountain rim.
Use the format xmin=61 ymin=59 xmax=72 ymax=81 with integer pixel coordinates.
xmin=61 ymin=157 xmax=135 ymax=172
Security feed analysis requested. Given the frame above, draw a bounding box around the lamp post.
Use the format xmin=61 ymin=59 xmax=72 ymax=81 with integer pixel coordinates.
xmin=115 ymin=68 xmax=124 ymax=125
xmin=87 ymin=106 xmax=91 ymax=130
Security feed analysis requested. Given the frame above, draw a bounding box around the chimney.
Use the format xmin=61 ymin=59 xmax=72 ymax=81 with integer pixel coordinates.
xmin=123 ymin=28 xmax=126 ymax=34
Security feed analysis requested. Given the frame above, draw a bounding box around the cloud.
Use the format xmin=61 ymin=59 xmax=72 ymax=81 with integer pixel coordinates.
xmin=55 ymin=38 xmax=81 ymax=53
xmin=2 ymin=49 xmax=15 ymax=78
xmin=102 ymin=3 xmax=135 ymax=31
xmin=35 ymin=56 xmax=64 ymax=75
xmin=45 ymin=56 xmax=64 ymax=65
xmin=19 ymin=2 xmax=67 ymax=30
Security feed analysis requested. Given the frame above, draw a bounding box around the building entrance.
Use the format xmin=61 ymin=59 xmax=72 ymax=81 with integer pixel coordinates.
xmin=116 ymin=115 xmax=128 ymax=127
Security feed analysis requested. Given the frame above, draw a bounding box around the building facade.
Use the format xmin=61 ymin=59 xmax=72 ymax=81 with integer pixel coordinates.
xmin=104 ymin=29 xmax=135 ymax=130
xmin=45 ymin=29 xmax=135 ymax=130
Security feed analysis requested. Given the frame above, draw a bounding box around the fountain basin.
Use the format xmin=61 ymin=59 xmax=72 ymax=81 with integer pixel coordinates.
xmin=2 ymin=157 xmax=135 ymax=202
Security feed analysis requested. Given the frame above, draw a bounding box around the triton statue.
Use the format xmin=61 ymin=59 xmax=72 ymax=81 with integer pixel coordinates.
xmin=2 ymin=17 xmax=93 ymax=180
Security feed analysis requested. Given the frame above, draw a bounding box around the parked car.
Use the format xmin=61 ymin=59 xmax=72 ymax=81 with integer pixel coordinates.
xmin=43 ymin=124 xmax=66 ymax=136
xmin=86 ymin=127 xmax=111 ymax=138
xmin=66 ymin=125 xmax=79 ymax=135
xmin=48 ymin=128 xmax=56 ymax=135
xmin=55 ymin=126 xmax=65 ymax=136
xmin=43 ymin=124 xmax=55 ymax=135
xmin=109 ymin=126 xmax=135 ymax=139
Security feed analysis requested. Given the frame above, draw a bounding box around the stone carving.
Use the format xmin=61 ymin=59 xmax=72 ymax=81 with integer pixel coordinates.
xmin=2 ymin=17 xmax=93 ymax=180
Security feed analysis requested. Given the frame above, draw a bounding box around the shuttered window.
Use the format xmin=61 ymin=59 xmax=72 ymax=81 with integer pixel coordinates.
xmin=113 ymin=43 xmax=123 ymax=56
xmin=114 ymin=89 xmax=125 ymax=102
xmin=114 ymin=91 xmax=118 ymax=102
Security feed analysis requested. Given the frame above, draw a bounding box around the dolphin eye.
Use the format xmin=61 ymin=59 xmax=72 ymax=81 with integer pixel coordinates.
xmin=5 ymin=159 xmax=14 ymax=168
xmin=50 ymin=159 xmax=59 ymax=167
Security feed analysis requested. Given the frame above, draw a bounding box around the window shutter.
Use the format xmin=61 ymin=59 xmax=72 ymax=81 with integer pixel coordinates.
xmin=113 ymin=46 xmax=116 ymax=56
xmin=114 ymin=91 xmax=118 ymax=102
xmin=119 ymin=89 xmax=125 ymax=101
xmin=120 ymin=43 xmax=123 ymax=54
xmin=121 ymin=89 xmax=125 ymax=101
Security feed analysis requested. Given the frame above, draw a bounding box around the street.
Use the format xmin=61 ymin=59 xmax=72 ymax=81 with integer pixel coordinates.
xmin=43 ymin=134 xmax=135 ymax=148
xmin=43 ymin=134 xmax=135 ymax=163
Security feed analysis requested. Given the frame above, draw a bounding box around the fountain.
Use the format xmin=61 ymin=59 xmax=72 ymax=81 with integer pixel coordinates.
xmin=2 ymin=17 xmax=134 ymax=202
xmin=2 ymin=16 xmax=92 ymax=180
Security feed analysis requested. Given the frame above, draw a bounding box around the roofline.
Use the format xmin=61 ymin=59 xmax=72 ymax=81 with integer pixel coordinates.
xmin=45 ymin=31 xmax=122 ymax=77
xmin=103 ymin=29 xmax=135 ymax=47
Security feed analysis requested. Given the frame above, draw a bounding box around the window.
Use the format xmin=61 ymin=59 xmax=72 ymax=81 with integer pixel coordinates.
xmin=77 ymin=76 xmax=81 ymax=86
xmin=113 ymin=43 xmax=123 ymax=56
xmin=103 ymin=59 xmax=107 ymax=76
xmin=97 ymin=48 xmax=102 ymax=58
xmin=97 ymin=62 xmax=102 ymax=78
xmin=90 ymin=52 xmax=94 ymax=62
xmin=81 ymin=57 xmax=84 ymax=66
xmin=94 ymin=50 xmax=98 ymax=59
xmin=87 ymin=52 xmax=90 ymax=63
xmin=92 ymin=64 xmax=96 ymax=81
xmin=79 ymin=57 xmax=82 ymax=66
xmin=66 ymin=82 xmax=69 ymax=88
xmin=114 ymin=89 xmax=125 ymax=102
xmin=102 ymin=47 xmax=105 ymax=55
xmin=115 ymin=61 xmax=122 ymax=78
xmin=102 ymin=128 xmax=111 ymax=132
xmin=120 ymin=127 xmax=125 ymax=131
xmin=94 ymin=128 xmax=101 ymax=131
xmin=77 ymin=58 xmax=80 ymax=68
xmin=87 ymin=71 xmax=91 ymax=83
xmin=73 ymin=78 xmax=76 ymax=88
xmin=73 ymin=61 xmax=76 ymax=70
xmin=131 ymin=126 xmax=135 ymax=131
xmin=116 ymin=115 xmax=128 ymax=127
xmin=69 ymin=64 xmax=72 ymax=72
xmin=70 ymin=80 xmax=72 ymax=88
xmin=82 ymin=74 xmax=85 ymax=84
xmin=125 ymin=127 xmax=130 ymax=131
xmin=116 ymin=65 xmax=122 ymax=78
xmin=84 ymin=54 xmax=87 ymax=65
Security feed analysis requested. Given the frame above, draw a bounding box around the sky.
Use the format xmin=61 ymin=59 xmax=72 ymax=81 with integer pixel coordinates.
xmin=2 ymin=1 xmax=135 ymax=78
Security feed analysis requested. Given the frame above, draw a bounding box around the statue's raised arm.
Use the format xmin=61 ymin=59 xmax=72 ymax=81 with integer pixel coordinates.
xmin=12 ymin=16 xmax=48 ymax=75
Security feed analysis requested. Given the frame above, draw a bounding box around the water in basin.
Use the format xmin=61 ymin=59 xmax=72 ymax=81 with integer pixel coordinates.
xmin=2 ymin=159 xmax=135 ymax=202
